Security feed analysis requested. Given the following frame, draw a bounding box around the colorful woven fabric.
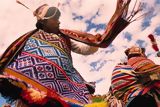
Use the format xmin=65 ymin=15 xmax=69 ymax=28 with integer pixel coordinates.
xmin=127 ymin=57 xmax=156 ymax=71
xmin=127 ymin=57 xmax=160 ymax=80
xmin=3 ymin=30 xmax=91 ymax=104
xmin=0 ymin=30 xmax=38 ymax=71
xmin=111 ymin=64 xmax=160 ymax=103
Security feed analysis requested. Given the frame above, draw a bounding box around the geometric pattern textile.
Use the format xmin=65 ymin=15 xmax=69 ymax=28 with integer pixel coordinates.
xmin=24 ymin=37 xmax=72 ymax=71
xmin=24 ymin=31 xmax=84 ymax=83
xmin=6 ymin=30 xmax=91 ymax=104
xmin=7 ymin=52 xmax=90 ymax=104
xmin=32 ymin=30 xmax=71 ymax=58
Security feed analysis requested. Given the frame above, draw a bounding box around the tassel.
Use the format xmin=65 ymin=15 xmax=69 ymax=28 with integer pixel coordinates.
xmin=148 ymin=34 xmax=160 ymax=57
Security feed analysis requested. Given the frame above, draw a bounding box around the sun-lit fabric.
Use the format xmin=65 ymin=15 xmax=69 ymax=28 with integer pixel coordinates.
xmin=111 ymin=64 xmax=160 ymax=103
xmin=5 ymin=30 xmax=91 ymax=104
xmin=127 ymin=56 xmax=160 ymax=82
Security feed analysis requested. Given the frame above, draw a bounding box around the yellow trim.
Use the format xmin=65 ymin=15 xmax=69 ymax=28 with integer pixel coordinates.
xmin=4 ymin=68 xmax=83 ymax=106
xmin=84 ymin=102 xmax=108 ymax=107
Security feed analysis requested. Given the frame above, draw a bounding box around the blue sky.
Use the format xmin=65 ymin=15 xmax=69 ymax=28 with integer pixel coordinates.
xmin=0 ymin=0 xmax=160 ymax=106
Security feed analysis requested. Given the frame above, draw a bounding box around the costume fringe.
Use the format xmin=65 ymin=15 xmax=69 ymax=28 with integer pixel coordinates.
xmin=0 ymin=76 xmax=69 ymax=107
xmin=103 ymin=0 xmax=145 ymax=39
xmin=94 ymin=0 xmax=149 ymax=47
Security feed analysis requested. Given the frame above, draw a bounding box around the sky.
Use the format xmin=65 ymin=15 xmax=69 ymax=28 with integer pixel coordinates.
xmin=0 ymin=0 xmax=160 ymax=106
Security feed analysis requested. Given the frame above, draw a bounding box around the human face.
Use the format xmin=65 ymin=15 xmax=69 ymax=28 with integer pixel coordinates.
xmin=45 ymin=18 xmax=60 ymax=33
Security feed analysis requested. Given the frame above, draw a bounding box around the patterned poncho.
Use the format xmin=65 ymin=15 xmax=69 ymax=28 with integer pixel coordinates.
xmin=127 ymin=56 xmax=160 ymax=76
xmin=2 ymin=29 xmax=92 ymax=105
xmin=111 ymin=64 xmax=160 ymax=103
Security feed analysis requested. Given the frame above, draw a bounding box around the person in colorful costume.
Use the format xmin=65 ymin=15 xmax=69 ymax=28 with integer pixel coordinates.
xmin=0 ymin=0 xmax=143 ymax=106
xmin=111 ymin=46 xmax=160 ymax=107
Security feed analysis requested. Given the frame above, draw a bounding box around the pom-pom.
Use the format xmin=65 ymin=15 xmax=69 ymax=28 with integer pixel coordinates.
xmin=148 ymin=34 xmax=159 ymax=51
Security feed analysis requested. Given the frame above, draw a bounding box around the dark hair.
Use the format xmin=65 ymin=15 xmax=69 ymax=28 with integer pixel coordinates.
xmin=36 ymin=20 xmax=48 ymax=30
xmin=36 ymin=21 xmax=43 ymax=29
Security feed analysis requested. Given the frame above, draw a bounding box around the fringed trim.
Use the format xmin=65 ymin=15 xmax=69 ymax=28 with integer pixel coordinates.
xmin=117 ymin=0 xmax=148 ymax=22
xmin=0 ymin=77 xmax=69 ymax=106
xmin=0 ymin=75 xmax=69 ymax=107
xmin=99 ymin=0 xmax=146 ymax=47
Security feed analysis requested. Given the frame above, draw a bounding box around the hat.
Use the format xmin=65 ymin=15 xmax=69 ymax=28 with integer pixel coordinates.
xmin=33 ymin=4 xmax=61 ymax=20
xmin=125 ymin=46 xmax=145 ymax=56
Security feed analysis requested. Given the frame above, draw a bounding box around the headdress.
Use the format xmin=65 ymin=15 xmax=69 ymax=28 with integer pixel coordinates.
xmin=125 ymin=46 xmax=145 ymax=56
xmin=16 ymin=0 xmax=61 ymax=20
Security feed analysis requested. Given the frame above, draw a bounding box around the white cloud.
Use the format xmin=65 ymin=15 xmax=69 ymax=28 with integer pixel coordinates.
xmin=0 ymin=0 xmax=160 ymax=96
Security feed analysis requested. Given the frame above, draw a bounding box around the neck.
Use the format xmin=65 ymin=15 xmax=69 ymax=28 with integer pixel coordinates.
xmin=42 ymin=26 xmax=60 ymax=34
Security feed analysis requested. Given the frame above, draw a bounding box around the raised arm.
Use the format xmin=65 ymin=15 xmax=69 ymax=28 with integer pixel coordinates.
xmin=61 ymin=0 xmax=142 ymax=48
xmin=70 ymin=39 xmax=98 ymax=55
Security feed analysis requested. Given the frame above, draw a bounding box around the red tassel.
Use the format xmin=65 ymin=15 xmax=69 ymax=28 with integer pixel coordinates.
xmin=148 ymin=34 xmax=160 ymax=57
xmin=152 ymin=44 xmax=159 ymax=52
xmin=148 ymin=34 xmax=159 ymax=51
xmin=148 ymin=34 xmax=155 ymax=42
